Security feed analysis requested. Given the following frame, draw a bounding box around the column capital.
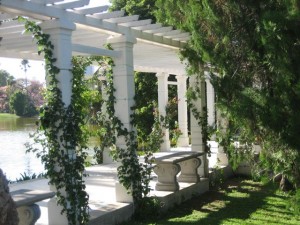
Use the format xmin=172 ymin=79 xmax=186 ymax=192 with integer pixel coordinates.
xmin=40 ymin=19 xmax=76 ymax=31
xmin=156 ymin=72 xmax=169 ymax=78
xmin=176 ymin=75 xmax=188 ymax=81
xmin=107 ymin=34 xmax=137 ymax=45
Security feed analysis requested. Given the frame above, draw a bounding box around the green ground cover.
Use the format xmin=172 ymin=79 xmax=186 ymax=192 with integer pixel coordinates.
xmin=0 ymin=113 xmax=19 ymax=119
xmin=123 ymin=177 xmax=300 ymax=225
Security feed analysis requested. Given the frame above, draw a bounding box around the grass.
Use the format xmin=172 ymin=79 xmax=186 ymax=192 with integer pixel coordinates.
xmin=122 ymin=177 xmax=300 ymax=225
xmin=0 ymin=113 xmax=19 ymax=119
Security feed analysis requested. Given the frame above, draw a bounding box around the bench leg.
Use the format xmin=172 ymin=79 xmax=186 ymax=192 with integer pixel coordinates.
xmin=178 ymin=158 xmax=201 ymax=183
xmin=17 ymin=204 xmax=41 ymax=225
xmin=153 ymin=164 xmax=181 ymax=191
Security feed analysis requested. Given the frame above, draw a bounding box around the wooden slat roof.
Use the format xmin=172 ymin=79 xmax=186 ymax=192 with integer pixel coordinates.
xmin=0 ymin=0 xmax=190 ymax=74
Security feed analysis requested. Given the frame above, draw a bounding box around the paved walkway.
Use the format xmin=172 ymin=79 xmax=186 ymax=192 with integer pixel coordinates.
xmin=9 ymin=145 xmax=219 ymax=225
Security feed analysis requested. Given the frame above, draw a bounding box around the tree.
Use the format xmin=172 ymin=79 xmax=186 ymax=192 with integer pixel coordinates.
xmin=26 ymin=80 xmax=44 ymax=108
xmin=156 ymin=0 xmax=300 ymax=187
xmin=109 ymin=0 xmax=157 ymax=21
xmin=0 ymin=70 xmax=14 ymax=87
xmin=20 ymin=59 xmax=30 ymax=88
xmin=9 ymin=91 xmax=37 ymax=117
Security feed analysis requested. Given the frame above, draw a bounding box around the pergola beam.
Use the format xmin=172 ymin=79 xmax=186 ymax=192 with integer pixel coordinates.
xmin=72 ymin=44 xmax=120 ymax=57
xmin=119 ymin=19 xmax=152 ymax=27
xmin=73 ymin=5 xmax=109 ymax=15
xmin=90 ymin=10 xmax=125 ymax=20
xmin=0 ymin=0 xmax=189 ymax=49
xmin=52 ymin=0 xmax=90 ymax=10
xmin=0 ymin=0 xmax=127 ymax=34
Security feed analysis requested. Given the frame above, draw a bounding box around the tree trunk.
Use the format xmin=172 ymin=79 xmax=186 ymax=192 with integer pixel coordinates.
xmin=0 ymin=169 xmax=19 ymax=225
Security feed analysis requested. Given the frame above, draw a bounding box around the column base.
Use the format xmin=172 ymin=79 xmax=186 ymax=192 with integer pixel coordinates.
xmin=177 ymin=136 xmax=189 ymax=147
xmin=48 ymin=197 xmax=68 ymax=225
xmin=154 ymin=164 xmax=180 ymax=191
xmin=17 ymin=204 xmax=41 ymax=225
xmin=178 ymin=158 xmax=201 ymax=183
xmin=155 ymin=182 xmax=179 ymax=192
xmin=115 ymin=181 xmax=133 ymax=203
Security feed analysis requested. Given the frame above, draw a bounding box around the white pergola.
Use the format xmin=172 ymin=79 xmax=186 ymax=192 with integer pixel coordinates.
xmin=0 ymin=1 xmax=217 ymax=224
xmin=0 ymin=0 xmax=188 ymax=74
xmin=0 ymin=0 xmax=195 ymax=149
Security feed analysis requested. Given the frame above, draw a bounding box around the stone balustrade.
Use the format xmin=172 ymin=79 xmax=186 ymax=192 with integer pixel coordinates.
xmin=11 ymin=189 xmax=55 ymax=225
xmin=153 ymin=151 xmax=204 ymax=191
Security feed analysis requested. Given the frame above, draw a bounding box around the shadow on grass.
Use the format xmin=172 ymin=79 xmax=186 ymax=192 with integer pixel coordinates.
xmin=165 ymin=178 xmax=268 ymax=224
xmin=123 ymin=177 xmax=300 ymax=225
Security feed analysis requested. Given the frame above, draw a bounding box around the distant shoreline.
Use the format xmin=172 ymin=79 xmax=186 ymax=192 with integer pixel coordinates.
xmin=0 ymin=113 xmax=20 ymax=119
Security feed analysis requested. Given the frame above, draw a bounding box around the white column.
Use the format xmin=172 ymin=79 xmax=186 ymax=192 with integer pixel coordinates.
xmin=176 ymin=75 xmax=189 ymax=147
xmin=216 ymin=110 xmax=229 ymax=166
xmin=108 ymin=35 xmax=136 ymax=203
xmin=190 ymin=75 xmax=209 ymax=177
xmin=41 ymin=20 xmax=75 ymax=107
xmin=156 ymin=72 xmax=170 ymax=151
xmin=101 ymin=80 xmax=114 ymax=163
xmin=108 ymin=34 xmax=136 ymax=142
xmin=40 ymin=19 xmax=75 ymax=225
xmin=205 ymin=76 xmax=215 ymax=127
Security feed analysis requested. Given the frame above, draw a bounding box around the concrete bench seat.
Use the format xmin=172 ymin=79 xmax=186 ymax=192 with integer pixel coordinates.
xmin=11 ymin=189 xmax=55 ymax=225
xmin=153 ymin=151 xmax=205 ymax=191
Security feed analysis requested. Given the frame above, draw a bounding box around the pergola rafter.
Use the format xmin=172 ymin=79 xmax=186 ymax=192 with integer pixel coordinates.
xmin=0 ymin=0 xmax=191 ymax=74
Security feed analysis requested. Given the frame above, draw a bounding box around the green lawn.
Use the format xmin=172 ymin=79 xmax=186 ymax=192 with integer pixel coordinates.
xmin=122 ymin=177 xmax=300 ymax=225
xmin=0 ymin=113 xmax=19 ymax=119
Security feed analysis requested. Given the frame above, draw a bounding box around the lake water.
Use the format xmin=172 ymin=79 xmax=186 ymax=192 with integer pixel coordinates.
xmin=0 ymin=115 xmax=98 ymax=181
xmin=0 ymin=115 xmax=44 ymax=181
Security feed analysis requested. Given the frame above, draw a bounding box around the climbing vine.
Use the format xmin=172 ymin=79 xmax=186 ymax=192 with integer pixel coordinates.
xmin=21 ymin=18 xmax=90 ymax=224
xmin=186 ymin=70 xmax=211 ymax=156
xmin=94 ymin=53 xmax=163 ymax=204
xmin=19 ymin=17 xmax=174 ymax=222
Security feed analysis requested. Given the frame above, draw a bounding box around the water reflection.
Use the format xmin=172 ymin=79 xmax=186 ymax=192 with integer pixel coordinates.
xmin=0 ymin=115 xmax=43 ymax=181
xmin=0 ymin=114 xmax=100 ymax=181
xmin=0 ymin=116 xmax=38 ymax=131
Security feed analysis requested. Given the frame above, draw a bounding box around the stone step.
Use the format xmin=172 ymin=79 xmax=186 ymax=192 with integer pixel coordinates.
xmin=89 ymin=202 xmax=134 ymax=225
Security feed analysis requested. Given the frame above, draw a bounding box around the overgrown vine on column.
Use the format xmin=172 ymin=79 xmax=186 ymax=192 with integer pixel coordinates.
xmin=186 ymin=71 xmax=211 ymax=156
xmin=94 ymin=47 xmax=165 ymax=208
xmin=94 ymin=53 xmax=146 ymax=203
xmin=21 ymin=17 xmax=89 ymax=224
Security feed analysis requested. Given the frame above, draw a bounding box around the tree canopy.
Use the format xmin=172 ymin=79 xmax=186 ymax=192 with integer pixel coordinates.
xmin=0 ymin=70 xmax=14 ymax=87
xmin=156 ymin=0 xmax=300 ymax=186
xmin=109 ymin=0 xmax=157 ymax=21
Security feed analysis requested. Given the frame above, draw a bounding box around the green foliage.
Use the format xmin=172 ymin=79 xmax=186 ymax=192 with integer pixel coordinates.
xmin=156 ymin=0 xmax=300 ymax=187
xmin=288 ymin=188 xmax=300 ymax=216
xmin=133 ymin=196 xmax=162 ymax=221
xmin=132 ymin=72 xmax=157 ymax=142
xmin=0 ymin=69 xmax=14 ymax=87
xmin=109 ymin=0 xmax=157 ymax=22
xmin=9 ymin=90 xmax=38 ymax=117
xmin=22 ymin=18 xmax=90 ymax=224
xmin=15 ymin=172 xmax=44 ymax=182
xmin=209 ymin=166 xmax=224 ymax=189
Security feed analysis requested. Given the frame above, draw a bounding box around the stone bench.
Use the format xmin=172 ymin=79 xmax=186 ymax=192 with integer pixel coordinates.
xmin=11 ymin=189 xmax=55 ymax=225
xmin=153 ymin=151 xmax=205 ymax=191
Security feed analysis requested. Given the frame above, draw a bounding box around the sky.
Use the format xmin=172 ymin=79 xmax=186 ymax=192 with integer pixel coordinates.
xmin=0 ymin=0 xmax=111 ymax=83
xmin=0 ymin=58 xmax=46 ymax=83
